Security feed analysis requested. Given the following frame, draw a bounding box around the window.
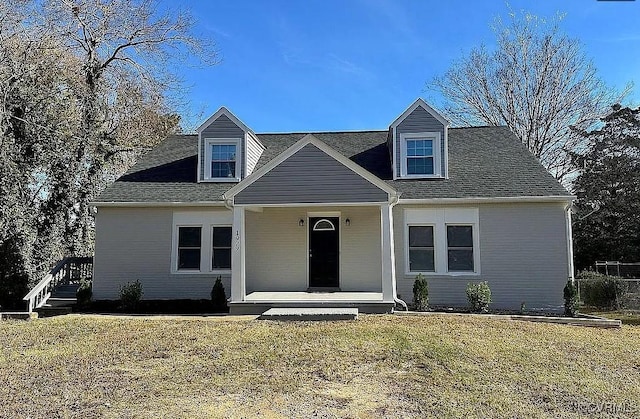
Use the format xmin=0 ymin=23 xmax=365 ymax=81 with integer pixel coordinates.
xmin=447 ymin=225 xmax=474 ymax=272
xmin=211 ymin=144 xmax=237 ymax=178
xmin=212 ymin=227 xmax=232 ymax=269
xmin=404 ymin=208 xmax=479 ymax=275
xmin=313 ymin=219 xmax=335 ymax=231
xmin=399 ymin=132 xmax=441 ymax=178
xmin=203 ymin=139 xmax=241 ymax=181
xmin=172 ymin=212 xmax=233 ymax=274
xmin=408 ymin=226 xmax=435 ymax=272
xmin=178 ymin=227 xmax=201 ymax=270
xmin=406 ymin=139 xmax=434 ymax=175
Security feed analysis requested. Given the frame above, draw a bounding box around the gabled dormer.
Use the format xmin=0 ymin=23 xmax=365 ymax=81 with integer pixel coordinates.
xmin=196 ymin=107 xmax=265 ymax=182
xmin=388 ymin=98 xmax=450 ymax=180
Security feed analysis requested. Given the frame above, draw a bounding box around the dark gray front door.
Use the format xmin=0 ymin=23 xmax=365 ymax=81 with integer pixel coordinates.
xmin=308 ymin=217 xmax=339 ymax=288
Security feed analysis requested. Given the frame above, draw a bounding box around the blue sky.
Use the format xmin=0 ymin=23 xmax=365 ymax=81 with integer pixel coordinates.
xmin=173 ymin=0 xmax=640 ymax=133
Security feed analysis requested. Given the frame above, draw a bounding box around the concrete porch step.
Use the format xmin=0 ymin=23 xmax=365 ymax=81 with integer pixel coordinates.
xmin=259 ymin=307 xmax=358 ymax=321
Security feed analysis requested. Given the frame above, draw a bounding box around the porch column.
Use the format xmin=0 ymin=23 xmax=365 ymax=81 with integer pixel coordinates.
xmin=380 ymin=203 xmax=396 ymax=302
xmin=231 ymin=206 xmax=246 ymax=302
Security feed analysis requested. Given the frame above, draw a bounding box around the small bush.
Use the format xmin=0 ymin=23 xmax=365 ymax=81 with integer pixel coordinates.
xmin=563 ymin=279 xmax=578 ymax=317
xmin=119 ymin=280 xmax=143 ymax=312
xmin=412 ymin=274 xmax=429 ymax=311
xmin=466 ymin=281 xmax=491 ymax=313
xmin=576 ymin=271 xmax=626 ymax=309
xmin=76 ymin=279 xmax=92 ymax=306
xmin=210 ymin=276 xmax=228 ymax=312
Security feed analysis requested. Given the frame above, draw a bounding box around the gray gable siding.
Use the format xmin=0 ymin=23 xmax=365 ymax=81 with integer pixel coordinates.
xmin=200 ymin=114 xmax=245 ymax=181
xmin=395 ymin=106 xmax=445 ymax=177
xmin=235 ymin=144 xmax=389 ymax=204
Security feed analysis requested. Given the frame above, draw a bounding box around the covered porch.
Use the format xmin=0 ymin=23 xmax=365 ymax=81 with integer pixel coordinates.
xmin=228 ymin=204 xmax=397 ymax=314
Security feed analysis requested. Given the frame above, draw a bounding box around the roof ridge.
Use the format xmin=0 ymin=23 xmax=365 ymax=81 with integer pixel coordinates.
xmin=255 ymin=129 xmax=388 ymax=135
xmin=449 ymin=125 xmax=508 ymax=129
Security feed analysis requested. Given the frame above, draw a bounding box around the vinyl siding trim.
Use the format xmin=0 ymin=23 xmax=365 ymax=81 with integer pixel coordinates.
xmin=399 ymin=196 xmax=576 ymax=205
xmin=91 ymin=202 xmax=226 ymax=207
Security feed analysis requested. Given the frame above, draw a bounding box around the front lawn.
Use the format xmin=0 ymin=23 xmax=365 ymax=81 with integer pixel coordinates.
xmin=584 ymin=309 xmax=640 ymax=326
xmin=1 ymin=314 xmax=638 ymax=418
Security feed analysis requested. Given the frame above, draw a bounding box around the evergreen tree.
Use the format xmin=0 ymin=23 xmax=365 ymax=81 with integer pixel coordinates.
xmin=572 ymin=105 xmax=640 ymax=271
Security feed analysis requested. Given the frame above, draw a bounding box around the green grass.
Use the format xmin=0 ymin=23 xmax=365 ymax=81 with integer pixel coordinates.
xmin=1 ymin=314 xmax=639 ymax=418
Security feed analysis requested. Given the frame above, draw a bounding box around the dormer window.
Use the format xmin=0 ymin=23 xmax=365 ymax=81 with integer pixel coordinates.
xmin=204 ymin=139 xmax=241 ymax=182
xmin=399 ymin=132 xmax=441 ymax=178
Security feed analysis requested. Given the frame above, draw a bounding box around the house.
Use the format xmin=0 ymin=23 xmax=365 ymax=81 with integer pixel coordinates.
xmin=91 ymin=99 xmax=575 ymax=314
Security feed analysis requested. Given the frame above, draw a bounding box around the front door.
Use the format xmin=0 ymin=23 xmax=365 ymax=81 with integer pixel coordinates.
xmin=308 ymin=217 xmax=339 ymax=289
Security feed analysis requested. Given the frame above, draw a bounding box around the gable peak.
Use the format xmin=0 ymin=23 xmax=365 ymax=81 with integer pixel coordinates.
xmin=390 ymin=98 xmax=450 ymax=129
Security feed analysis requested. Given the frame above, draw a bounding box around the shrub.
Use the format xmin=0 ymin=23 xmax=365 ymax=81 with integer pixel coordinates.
xmin=119 ymin=280 xmax=143 ymax=312
xmin=210 ymin=276 xmax=228 ymax=311
xmin=412 ymin=274 xmax=429 ymax=311
xmin=576 ymin=271 xmax=626 ymax=309
xmin=76 ymin=279 xmax=92 ymax=306
xmin=563 ymin=279 xmax=578 ymax=317
xmin=466 ymin=281 xmax=491 ymax=313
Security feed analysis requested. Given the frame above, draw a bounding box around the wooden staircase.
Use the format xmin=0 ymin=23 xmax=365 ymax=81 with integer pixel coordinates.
xmin=23 ymin=257 xmax=92 ymax=316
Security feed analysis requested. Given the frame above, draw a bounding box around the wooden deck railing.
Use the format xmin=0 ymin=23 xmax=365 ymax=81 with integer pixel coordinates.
xmin=23 ymin=257 xmax=93 ymax=313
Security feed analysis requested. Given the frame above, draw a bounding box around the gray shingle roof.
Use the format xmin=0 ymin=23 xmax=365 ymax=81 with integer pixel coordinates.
xmin=96 ymin=127 xmax=569 ymax=203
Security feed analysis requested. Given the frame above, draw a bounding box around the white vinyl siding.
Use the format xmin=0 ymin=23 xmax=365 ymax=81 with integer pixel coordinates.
xmin=244 ymin=206 xmax=382 ymax=293
xmin=93 ymin=207 xmax=232 ymax=300
xmin=394 ymin=203 xmax=570 ymax=311
xmin=245 ymin=132 xmax=265 ymax=176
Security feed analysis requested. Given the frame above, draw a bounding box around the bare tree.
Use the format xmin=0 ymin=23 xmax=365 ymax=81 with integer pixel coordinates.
xmin=0 ymin=0 xmax=217 ymax=306
xmin=39 ymin=0 xmax=218 ymax=253
xmin=428 ymin=11 xmax=629 ymax=183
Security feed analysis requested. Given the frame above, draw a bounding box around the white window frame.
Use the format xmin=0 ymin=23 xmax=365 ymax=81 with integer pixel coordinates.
xmin=407 ymin=224 xmax=436 ymax=273
xmin=203 ymin=138 xmax=241 ymax=182
xmin=404 ymin=208 xmax=480 ymax=276
xmin=171 ymin=211 xmax=233 ymax=274
xmin=399 ymin=132 xmax=442 ymax=178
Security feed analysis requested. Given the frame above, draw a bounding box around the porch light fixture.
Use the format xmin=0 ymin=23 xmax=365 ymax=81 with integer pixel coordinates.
xmin=299 ymin=219 xmax=305 ymax=227
xmin=345 ymin=218 xmax=351 ymax=226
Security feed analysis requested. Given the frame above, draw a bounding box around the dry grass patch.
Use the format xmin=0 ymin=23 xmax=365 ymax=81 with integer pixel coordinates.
xmin=1 ymin=314 xmax=639 ymax=418
xmin=585 ymin=310 xmax=640 ymax=326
